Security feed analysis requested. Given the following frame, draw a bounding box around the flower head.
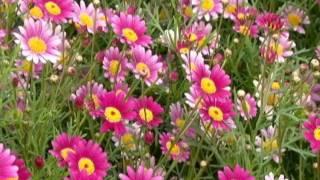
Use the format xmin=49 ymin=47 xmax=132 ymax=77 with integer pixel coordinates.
xmin=103 ymin=46 xmax=128 ymax=82
xmin=282 ymin=5 xmax=310 ymax=34
xmin=135 ymin=96 xmax=164 ymax=128
xmin=35 ymin=0 xmax=74 ymax=23
xmin=159 ymin=132 xmax=190 ymax=162
xmin=218 ymin=164 xmax=255 ymax=180
xmin=0 ymin=144 xmax=19 ymax=179
xmin=192 ymin=0 xmax=223 ymax=21
xmin=181 ymin=50 xmax=207 ymax=81
xmin=304 ymin=114 xmax=320 ymax=153
xmin=13 ymin=157 xmax=32 ymax=180
xmin=111 ymin=12 xmax=152 ymax=47
xmin=119 ymin=165 xmax=164 ymax=180
xmin=236 ymin=93 xmax=257 ymax=120
xmin=256 ymin=12 xmax=284 ymax=33
xmin=14 ymin=18 xmax=62 ymax=63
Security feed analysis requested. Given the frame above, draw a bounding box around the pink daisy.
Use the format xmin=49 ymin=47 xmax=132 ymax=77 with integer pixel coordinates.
xmin=218 ymin=164 xmax=255 ymax=180
xmin=193 ymin=64 xmax=231 ymax=98
xmin=183 ymin=21 xmax=212 ymax=44
xmin=13 ymin=157 xmax=31 ymax=180
xmin=110 ymin=12 xmax=152 ymax=47
xmin=72 ymin=1 xmax=107 ymax=33
xmin=259 ymin=32 xmax=295 ymax=63
xmin=98 ymin=91 xmax=136 ymax=136
xmin=70 ymin=82 xmax=107 ymax=119
xmin=13 ymin=18 xmax=62 ymax=64
xmin=129 ymin=46 xmax=163 ymax=86
xmin=304 ymin=114 xmax=320 ymax=153
xmin=169 ymin=102 xmax=195 ymax=138
xmin=223 ymin=0 xmax=244 ymax=20
xmin=159 ymin=132 xmax=190 ymax=162
xmin=113 ymin=82 xmax=130 ymax=96
xmin=236 ymin=93 xmax=257 ymax=120
xmin=233 ymin=22 xmax=259 ymax=38
xmin=192 ymin=0 xmax=223 ymax=21
xmin=68 ymin=140 xmax=111 ymax=179
xmin=119 ymin=165 xmax=164 ymax=180
xmin=200 ymin=96 xmax=235 ymax=130
xmin=135 ymin=96 xmax=164 ymax=128
xmin=103 ymin=46 xmax=128 ymax=83
xmin=181 ymin=50 xmax=207 ymax=81
xmin=256 ymin=12 xmax=284 ymax=33
xmin=15 ymin=59 xmax=44 ymax=79
xmin=49 ymin=133 xmax=84 ymax=167
xmin=179 ymin=0 xmax=193 ymax=19
xmin=185 ymin=86 xmax=205 ymax=109
xmin=282 ymin=5 xmax=310 ymax=34
xmin=0 ymin=144 xmax=19 ymax=179
xmin=35 ymin=0 xmax=74 ymax=23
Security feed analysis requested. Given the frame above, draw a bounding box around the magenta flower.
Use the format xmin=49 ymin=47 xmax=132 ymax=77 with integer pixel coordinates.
xmin=304 ymin=114 xmax=320 ymax=153
xmin=110 ymin=12 xmax=152 ymax=47
xmin=218 ymin=164 xmax=255 ymax=180
xmin=170 ymin=103 xmax=195 ymax=138
xmin=13 ymin=157 xmax=31 ymax=180
xmin=129 ymin=46 xmax=163 ymax=86
xmin=119 ymin=165 xmax=164 ymax=180
xmin=192 ymin=0 xmax=223 ymax=21
xmin=256 ymin=12 xmax=284 ymax=33
xmin=0 ymin=144 xmax=19 ymax=179
xmin=159 ymin=132 xmax=190 ymax=162
xmin=49 ymin=133 xmax=84 ymax=167
xmin=135 ymin=96 xmax=164 ymax=128
xmin=35 ymin=0 xmax=74 ymax=23
xmin=98 ymin=91 xmax=136 ymax=136
xmin=13 ymin=18 xmax=62 ymax=64
xmin=103 ymin=46 xmax=128 ymax=83
xmin=68 ymin=140 xmax=111 ymax=179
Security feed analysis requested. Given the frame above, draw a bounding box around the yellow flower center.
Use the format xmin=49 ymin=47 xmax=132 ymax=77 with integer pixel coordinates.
xmin=29 ymin=6 xmax=43 ymax=19
xmin=183 ymin=6 xmax=193 ymax=17
xmin=262 ymin=139 xmax=278 ymax=153
xmin=179 ymin=47 xmax=190 ymax=54
xmin=239 ymin=25 xmax=250 ymax=36
xmin=121 ymin=133 xmax=135 ymax=149
xmin=314 ymin=128 xmax=320 ymax=141
xmin=166 ymin=141 xmax=180 ymax=156
xmin=136 ymin=62 xmax=151 ymax=78
xmin=270 ymin=42 xmax=284 ymax=56
xmin=60 ymin=147 xmax=75 ymax=160
xmin=237 ymin=13 xmax=245 ymax=20
xmin=122 ymin=28 xmax=138 ymax=42
xmin=201 ymin=0 xmax=214 ymax=11
xmin=208 ymin=106 xmax=224 ymax=122
xmin=288 ymin=13 xmax=301 ymax=27
xmin=80 ymin=13 xmax=94 ymax=28
xmin=271 ymin=82 xmax=281 ymax=90
xmin=91 ymin=94 xmax=100 ymax=109
xmin=104 ymin=107 xmax=122 ymax=123
xmin=109 ymin=60 xmax=121 ymax=76
xmin=188 ymin=33 xmax=197 ymax=42
xmin=45 ymin=1 xmax=61 ymax=16
xmin=225 ymin=4 xmax=236 ymax=14
xmin=200 ymin=77 xmax=217 ymax=94
xmin=197 ymin=37 xmax=207 ymax=48
xmin=21 ymin=60 xmax=32 ymax=73
xmin=139 ymin=108 xmax=154 ymax=122
xmin=175 ymin=118 xmax=185 ymax=129
xmin=78 ymin=157 xmax=95 ymax=175
xmin=28 ymin=37 xmax=47 ymax=54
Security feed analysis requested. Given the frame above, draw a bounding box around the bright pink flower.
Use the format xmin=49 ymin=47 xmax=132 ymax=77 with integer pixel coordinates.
xmin=98 ymin=91 xmax=136 ymax=136
xmin=0 ymin=144 xmax=19 ymax=179
xmin=236 ymin=93 xmax=257 ymax=120
xmin=159 ymin=132 xmax=190 ymax=162
xmin=119 ymin=165 xmax=164 ymax=180
xmin=200 ymin=96 xmax=235 ymax=130
xmin=49 ymin=133 xmax=84 ymax=167
xmin=192 ymin=0 xmax=223 ymax=21
xmin=68 ymin=140 xmax=111 ymax=179
xmin=193 ymin=64 xmax=231 ymax=98
xmin=13 ymin=157 xmax=31 ymax=180
xmin=256 ymin=12 xmax=284 ymax=32
xmin=181 ymin=50 xmax=207 ymax=81
xmin=135 ymin=96 xmax=164 ymax=128
xmin=35 ymin=0 xmax=74 ymax=23
xmin=13 ymin=18 xmax=62 ymax=64
xmin=183 ymin=21 xmax=212 ymax=43
xmin=185 ymin=86 xmax=204 ymax=109
xmin=304 ymin=114 xmax=320 ymax=153
xmin=103 ymin=46 xmax=128 ymax=83
xmin=110 ymin=12 xmax=152 ymax=47
xmin=218 ymin=164 xmax=255 ymax=180
xmin=70 ymin=82 xmax=107 ymax=119
xmin=129 ymin=46 xmax=163 ymax=86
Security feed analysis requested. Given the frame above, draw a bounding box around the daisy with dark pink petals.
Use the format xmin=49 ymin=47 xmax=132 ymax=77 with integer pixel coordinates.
xmin=256 ymin=12 xmax=283 ymax=33
xmin=119 ymin=165 xmax=164 ymax=180
xmin=0 ymin=143 xmax=19 ymax=179
xmin=99 ymin=91 xmax=136 ymax=136
xmin=111 ymin=12 xmax=152 ymax=47
xmin=159 ymin=132 xmax=190 ymax=162
xmin=193 ymin=64 xmax=231 ymax=98
xmin=304 ymin=114 xmax=320 ymax=153
xmin=13 ymin=157 xmax=31 ymax=180
xmin=50 ymin=133 xmax=84 ymax=167
xmin=200 ymin=96 xmax=235 ymax=130
xmin=68 ymin=140 xmax=111 ymax=180
xmin=218 ymin=164 xmax=255 ymax=180
xmin=135 ymin=96 xmax=164 ymax=128
xmin=35 ymin=0 xmax=74 ymax=23
xmin=130 ymin=46 xmax=163 ymax=86
xmin=103 ymin=46 xmax=128 ymax=83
